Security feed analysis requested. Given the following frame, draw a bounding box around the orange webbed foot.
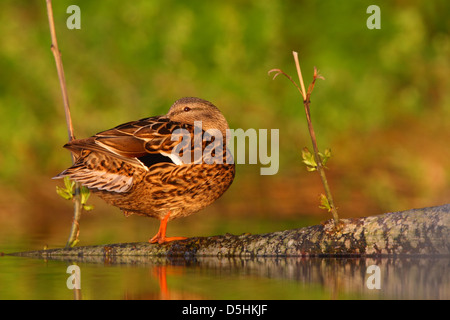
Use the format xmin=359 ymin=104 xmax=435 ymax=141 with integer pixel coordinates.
xmin=148 ymin=211 xmax=187 ymax=244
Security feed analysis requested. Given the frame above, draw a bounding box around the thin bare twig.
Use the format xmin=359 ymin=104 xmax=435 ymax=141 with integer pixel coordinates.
xmin=268 ymin=68 xmax=304 ymax=97
xmin=293 ymin=52 xmax=307 ymax=101
xmin=46 ymin=0 xmax=82 ymax=247
xmin=46 ymin=0 xmax=75 ymax=142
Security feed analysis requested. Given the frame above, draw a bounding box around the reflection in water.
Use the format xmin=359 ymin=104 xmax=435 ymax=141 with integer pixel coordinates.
xmin=41 ymin=254 xmax=449 ymax=300
xmin=130 ymin=265 xmax=205 ymax=300
xmin=154 ymin=266 xmax=169 ymax=299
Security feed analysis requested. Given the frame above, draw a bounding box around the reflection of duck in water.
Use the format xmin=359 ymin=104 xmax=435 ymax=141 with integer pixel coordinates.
xmin=122 ymin=265 xmax=205 ymax=300
xmin=55 ymin=97 xmax=235 ymax=244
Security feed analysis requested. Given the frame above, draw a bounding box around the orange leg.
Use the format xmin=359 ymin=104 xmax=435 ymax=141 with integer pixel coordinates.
xmin=148 ymin=211 xmax=187 ymax=244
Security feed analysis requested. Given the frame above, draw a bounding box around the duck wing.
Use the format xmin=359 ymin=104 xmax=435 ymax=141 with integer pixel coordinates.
xmin=54 ymin=116 xmax=194 ymax=192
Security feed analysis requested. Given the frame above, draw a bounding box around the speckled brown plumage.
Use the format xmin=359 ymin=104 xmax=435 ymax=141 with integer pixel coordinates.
xmin=55 ymin=97 xmax=235 ymax=243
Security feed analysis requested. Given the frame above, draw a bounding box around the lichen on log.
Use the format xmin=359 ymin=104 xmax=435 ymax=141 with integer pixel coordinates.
xmin=10 ymin=204 xmax=450 ymax=259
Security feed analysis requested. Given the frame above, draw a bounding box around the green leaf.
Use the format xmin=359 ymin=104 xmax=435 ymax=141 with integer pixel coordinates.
xmin=56 ymin=177 xmax=77 ymax=201
xmin=80 ymin=186 xmax=91 ymax=205
xmin=56 ymin=186 xmax=73 ymax=200
xmin=319 ymin=193 xmax=332 ymax=212
xmin=318 ymin=148 xmax=332 ymax=167
xmin=301 ymin=147 xmax=317 ymax=171
xmin=69 ymin=239 xmax=80 ymax=248
xmin=64 ymin=176 xmax=75 ymax=192
xmin=83 ymin=204 xmax=94 ymax=211
xmin=79 ymin=186 xmax=94 ymax=212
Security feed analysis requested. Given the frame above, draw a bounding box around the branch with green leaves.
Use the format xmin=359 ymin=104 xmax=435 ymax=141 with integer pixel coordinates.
xmin=56 ymin=177 xmax=94 ymax=212
xmin=269 ymin=51 xmax=339 ymax=225
xmin=46 ymin=0 xmax=91 ymax=247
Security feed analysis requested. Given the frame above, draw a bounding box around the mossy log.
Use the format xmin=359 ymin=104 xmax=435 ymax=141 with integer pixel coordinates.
xmin=10 ymin=204 xmax=450 ymax=260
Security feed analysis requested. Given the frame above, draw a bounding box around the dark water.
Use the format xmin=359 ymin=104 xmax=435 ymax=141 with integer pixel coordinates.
xmin=1 ymin=252 xmax=448 ymax=300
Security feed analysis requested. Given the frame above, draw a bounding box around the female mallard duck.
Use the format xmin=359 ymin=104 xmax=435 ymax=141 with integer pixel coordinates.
xmin=55 ymin=97 xmax=235 ymax=244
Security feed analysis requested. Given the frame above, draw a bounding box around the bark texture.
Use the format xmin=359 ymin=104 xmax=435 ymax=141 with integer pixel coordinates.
xmin=10 ymin=204 xmax=450 ymax=259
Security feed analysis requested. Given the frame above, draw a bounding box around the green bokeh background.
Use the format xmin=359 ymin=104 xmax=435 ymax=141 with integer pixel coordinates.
xmin=0 ymin=0 xmax=449 ymax=248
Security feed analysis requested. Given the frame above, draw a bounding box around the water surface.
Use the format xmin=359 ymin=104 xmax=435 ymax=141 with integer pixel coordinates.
xmin=1 ymin=253 xmax=448 ymax=300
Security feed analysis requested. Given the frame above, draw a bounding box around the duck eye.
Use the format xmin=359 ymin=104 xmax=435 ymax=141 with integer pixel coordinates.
xmin=183 ymin=106 xmax=191 ymax=112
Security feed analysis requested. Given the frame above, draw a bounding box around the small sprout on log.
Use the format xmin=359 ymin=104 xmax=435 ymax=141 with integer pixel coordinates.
xmin=269 ymin=51 xmax=339 ymax=225
xmin=46 ymin=0 xmax=84 ymax=247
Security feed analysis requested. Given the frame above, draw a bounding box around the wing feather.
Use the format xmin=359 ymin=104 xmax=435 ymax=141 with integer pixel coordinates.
xmin=55 ymin=116 xmax=192 ymax=193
